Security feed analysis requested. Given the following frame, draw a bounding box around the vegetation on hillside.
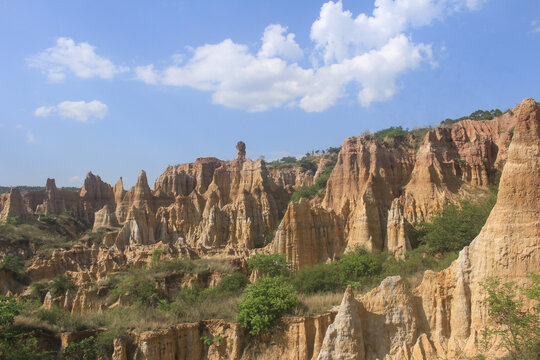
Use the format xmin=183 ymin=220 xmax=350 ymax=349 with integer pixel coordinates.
xmin=290 ymin=165 xmax=335 ymax=202
xmin=371 ymin=125 xmax=432 ymax=146
xmin=0 ymin=213 xmax=81 ymax=256
xmin=440 ymin=108 xmax=505 ymax=126
xmin=411 ymin=188 xmax=497 ymax=255
xmin=478 ymin=273 xmax=540 ymax=360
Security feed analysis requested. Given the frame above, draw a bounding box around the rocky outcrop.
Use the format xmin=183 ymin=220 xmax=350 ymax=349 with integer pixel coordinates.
xmin=0 ymin=187 xmax=32 ymax=223
xmin=39 ymin=179 xmax=83 ymax=217
xmin=318 ymin=285 xmax=365 ymax=360
xmin=93 ymin=204 xmax=118 ymax=230
xmin=271 ymin=199 xmax=345 ymax=269
xmin=407 ymin=97 xmax=540 ymax=358
xmin=385 ymin=199 xmax=411 ymax=258
xmin=80 ymin=172 xmax=115 ymax=223
xmin=311 ymin=98 xmax=540 ymax=359
xmin=271 ymin=108 xmax=518 ymax=265
xmin=111 ymin=314 xmax=335 ymax=360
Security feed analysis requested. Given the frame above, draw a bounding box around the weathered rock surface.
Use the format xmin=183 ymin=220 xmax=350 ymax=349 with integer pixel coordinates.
xmin=271 ymin=108 xmax=518 ymax=267
xmin=0 ymin=187 xmax=32 ymax=223
xmin=271 ymin=199 xmax=345 ymax=269
xmin=318 ymin=285 xmax=365 ymax=360
xmin=309 ymin=98 xmax=540 ymax=359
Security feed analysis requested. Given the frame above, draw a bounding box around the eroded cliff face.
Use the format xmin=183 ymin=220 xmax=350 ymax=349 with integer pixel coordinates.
xmin=1 ymin=100 xmax=536 ymax=359
xmin=312 ymin=98 xmax=540 ymax=360
xmin=103 ymin=100 xmax=535 ymax=360
xmin=271 ymin=109 xmax=517 ymax=267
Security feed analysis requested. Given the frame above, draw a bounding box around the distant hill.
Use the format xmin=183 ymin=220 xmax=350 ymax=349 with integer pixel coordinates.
xmin=0 ymin=186 xmax=79 ymax=194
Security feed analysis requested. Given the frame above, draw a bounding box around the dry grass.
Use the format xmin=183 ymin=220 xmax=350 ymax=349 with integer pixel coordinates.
xmin=294 ymin=292 xmax=343 ymax=316
xmin=96 ymin=295 xmax=241 ymax=331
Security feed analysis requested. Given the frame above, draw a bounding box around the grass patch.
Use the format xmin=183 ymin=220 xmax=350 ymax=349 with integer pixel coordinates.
xmin=294 ymin=292 xmax=343 ymax=316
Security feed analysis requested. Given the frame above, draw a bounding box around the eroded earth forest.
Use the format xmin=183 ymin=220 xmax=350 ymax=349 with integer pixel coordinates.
xmin=0 ymin=98 xmax=538 ymax=359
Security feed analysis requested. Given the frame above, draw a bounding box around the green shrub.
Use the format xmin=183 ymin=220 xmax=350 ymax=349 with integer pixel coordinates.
xmin=214 ymin=273 xmax=248 ymax=294
xmin=481 ymin=274 xmax=540 ymax=359
xmin=36 ymin=306 xmax=68 ymax=326
xmin=290 ymin=185 xmax=319 ymax=202
xmin=200 ymin=335 xmax=223 ymax=346
xmin=441 ymin=108 xmax=503 ymax=126
xmin=0 ymin=296 xmax=56 ymax=359
xmin=94 ymin=328 xmax=126 ymax=357
xmin=62 ymin=336 xmax=96 ymax=360
xmin=374 ymin=126 xmax=409 ymax=140
xmin=0 ymin=254 xmax=25 ymax=274
xmin=111 ymin=271 xmax=165 ymax=306
xmin=150 ymin=248 xmax=163 ymax=267
xmin=314 ymin=166 xmax=334 ymax=189
xmin=326 ymin=146 xmax=341 ymax=154
xmin=292 ymin=263 xmax=343 ymax=294
xmin=336 ymin=248 xmax=383 ymax=287
xmin=247 ymin=254 xmax=290 ymax=277
xmin=0 ymin=295 xmax=20 ymax=326
xmin=237 ymin=276 xmax=298 ymax=335
xmin=5 ymin=217 xmax=20 ymax=225
xmin=280 ymin=156 xmax=297 ymax=164
xmin=298 ymin=158 xmax=317 ymax=172
xmin=49 ymin=274 xmax=77 ymax=296
xmin=414 ymin=192 xmax=496 ymax=255
xmin=290 ymin=165 xmax=335 ymax=203
xmin=29 ymin=281 xmax=49 ymax=301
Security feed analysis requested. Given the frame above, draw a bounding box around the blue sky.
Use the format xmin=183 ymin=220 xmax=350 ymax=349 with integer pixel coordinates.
xmin=0 ymin=0 xmax=539 ymax=187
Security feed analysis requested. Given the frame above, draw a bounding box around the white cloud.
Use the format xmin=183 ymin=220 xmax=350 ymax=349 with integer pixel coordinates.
xmin=26 ymin=131 xmax=36 ymax=144
xmin=310 ymin=0 xmax=483 ymax=65
xmin=35 ymin=100 xmax=108 ymax=123
xmin=28 ymin=38 xmax=128 ymax=81
xmin=258 ymin=24 xmax=303 ymax=60
xmin=135 ymin=0 xmax=485 ymax=112
xmin=135 ymin=64 xmax=158 ymax=84
xmin=69 ymin=176 xmax=81 ymax=183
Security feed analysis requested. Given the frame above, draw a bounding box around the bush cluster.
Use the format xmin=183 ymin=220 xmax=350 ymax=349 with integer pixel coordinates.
xmin=237 ymin=276 xmax=298 ymax=335
xmin=290 ymin=165 xmax=335 ymax=203
xmin=441 ymin=108 xmax=504 ymax=126
xmin=0 ymin=254 xmax=25 ymax=274
xmin=412 ymin=190 xmax=496 ymax=255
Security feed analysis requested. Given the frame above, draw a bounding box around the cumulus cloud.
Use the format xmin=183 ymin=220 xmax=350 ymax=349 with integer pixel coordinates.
xmin=135 ymin=64 xmax=158 ymax=84
xmin=135 ymin=0 xmax=485 ymax=112
xmin=69 ymin=176 xmax=81 ymax=183
xmin=28 ymin=38 xmax=128 ymax=81
xmin=35 ymin=100 xmax=108 ymax=123
xmin=258 ymin=24 xmax=303 ymax=60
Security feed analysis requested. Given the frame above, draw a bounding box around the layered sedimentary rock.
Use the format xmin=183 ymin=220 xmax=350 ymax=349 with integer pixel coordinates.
xmin=271 ymin=199 xmax=345 ymax=269
xmin=0 ymin=187 xmax=32 ymax=223
xmin=313 ymin=98 xmax=540 ymax=359
xmin=80 ymin=172 xmax=115 ymax=223
xmin=272 ymin=108 xmax=518 ymax=267
xmin=318 ymin=285 xmax=365 ymax=360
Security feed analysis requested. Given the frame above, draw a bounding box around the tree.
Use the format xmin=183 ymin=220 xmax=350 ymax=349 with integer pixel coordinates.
xmin=247 ymin=254 xmax=290 ymax=277
xmin=237 ymin=276 xmax=298 ymax=335
xmin=0 ymin=255 xmax=25 ymax=274
xmin=0 ymin=296 xmax=54 ymax=359
xmin=481 ymin=274 xmax=540 ymax=359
